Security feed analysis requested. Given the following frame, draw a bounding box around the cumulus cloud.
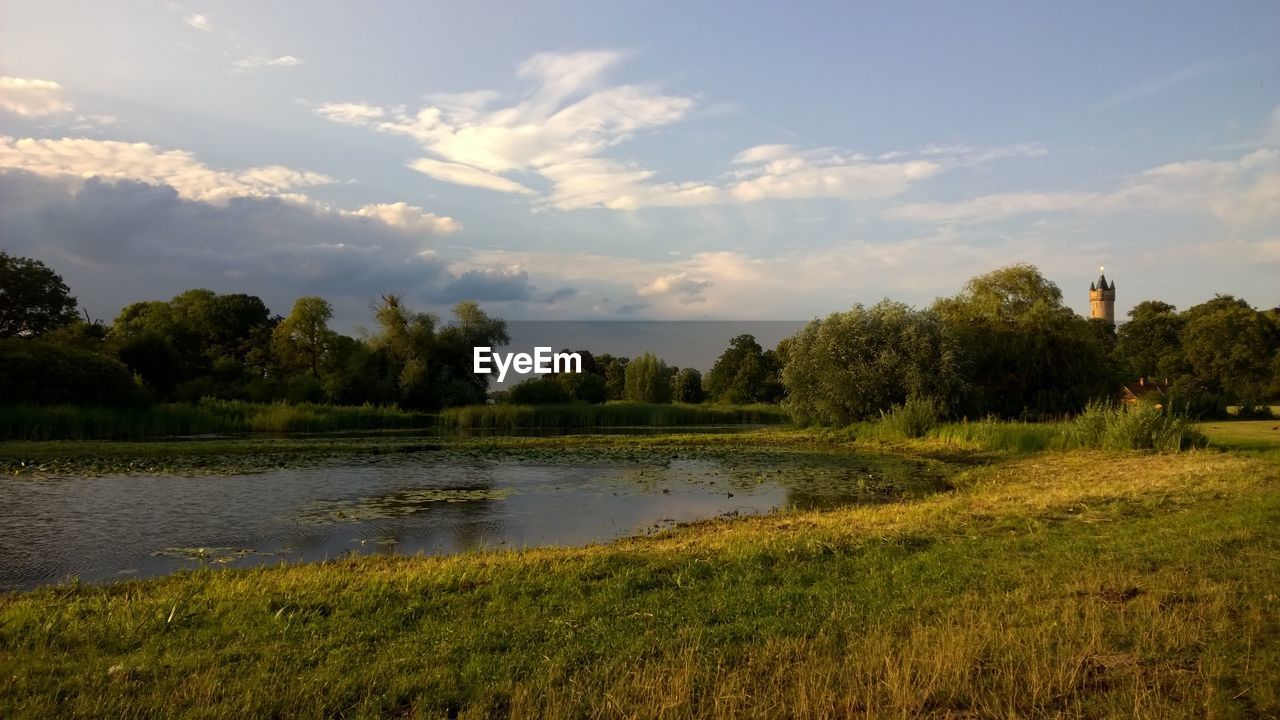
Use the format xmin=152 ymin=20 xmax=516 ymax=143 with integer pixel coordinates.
xmin=343 ymin=202 xmax=460 ymax=234
xmin=0 ymin=171 xmax=522 ymax=317
xmin=233 ymin=55 xmax=305 ymax=73
xmin=0 ymin=136 xmax=461 ymax=239
xmin=0 ymin=77 xmax=73 ymax=116
xmin=637 ymin=272 xmax=713 ymax=304
xmin=0 ymin=136 xmax=334 ymax=203
xmin=316 ymin=50 xmax=955 ymax=211
xmin=440 ymin=267 xmax=533 ymax=302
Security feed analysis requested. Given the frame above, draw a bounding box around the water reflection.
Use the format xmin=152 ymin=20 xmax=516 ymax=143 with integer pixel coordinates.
xmin=0 ymin=450 xmax=942 ymax=591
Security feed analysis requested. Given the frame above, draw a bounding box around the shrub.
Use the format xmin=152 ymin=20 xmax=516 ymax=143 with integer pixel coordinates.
xmin=1070 ymin=400 xmax=1204 ymax=451
xmin=508 ymin=377 xmax=572 ymax=405
xmin=877 ymin=396 xmax=943 ymax=439
xmin=0 ymin=339 xmax=146 ymax=407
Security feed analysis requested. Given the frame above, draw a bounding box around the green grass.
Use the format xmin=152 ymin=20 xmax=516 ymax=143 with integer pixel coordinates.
xmin=1 ymin=447 xmax=1276 ymax=718
xmin=1198 ymin=419 xmax=1280 ymax=466
xmin=439 ymin=401 xmax=789 ymax=429
xmin=0 ymin=399 xmax=435 ymax=441
xmin=826 ymin=403 xmax=1205 ymax=455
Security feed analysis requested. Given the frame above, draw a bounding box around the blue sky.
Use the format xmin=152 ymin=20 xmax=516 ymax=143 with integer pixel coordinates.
xmin=1 ymin=1 xmax=1277 ymax=329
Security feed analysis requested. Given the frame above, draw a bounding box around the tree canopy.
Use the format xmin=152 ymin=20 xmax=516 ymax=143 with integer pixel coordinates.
xmin=0 ymin=251 xmax=79 ymax=338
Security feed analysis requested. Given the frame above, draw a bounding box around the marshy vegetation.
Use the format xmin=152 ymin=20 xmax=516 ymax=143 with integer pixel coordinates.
xmin=438 ymin=401 xmax=788 ymax=430
xmin=825 ymin=397 xmax=1206 ymax=453
xmin=0 ymin=399 xmax=435 ymax=441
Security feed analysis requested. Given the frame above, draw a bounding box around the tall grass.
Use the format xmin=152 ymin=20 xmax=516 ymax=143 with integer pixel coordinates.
xmin=931 ymin=417 xmax=1070 ymax=452
xmin=876 ymin=396 xmax=943 ymax=439
xmin=1065 ymin=400 xmax=1205 ymax=451
xmin=439 ymin=402 xmax=789 ymax=430
xmin=867 ymin=401 xmax=1205 ymax=453
xmin=0 ymin=399 xmax=434 ymax=441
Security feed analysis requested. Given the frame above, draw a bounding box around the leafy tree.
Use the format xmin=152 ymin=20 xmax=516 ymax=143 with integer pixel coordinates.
xmin=705 ymin=334 xmax=782 ymax=404
xmin=596 ymin=354 xmax=629 ymax=401
xmin=934 ymin=264 xmax=1112 ymax=418
xmin=110 ymin=290 xmax=274 ymax=398
xmin=1180 ymin=295 xmax=1278 ymax=406
xmin=272 ymin=297 xmax=338 ymax=379
xmin=782 ymin=300 xmax=960 ymax=425
xmin=42 ymin=318 xmax=109 ymax=352
xmin=672 ymin=367 xmax=705 ymax=403
xmin=551 ymin=352 xmax=609 ymax=404
xmin=0 ymin=251 xmax=79 ymax=338
xmin=1113 ymin=300 xmax=1187 ymax=381
xmin=367 ymin=293 xmax=440 ymax=408
xmin=509 ymin=377 xmax=572 ymax=404
xmin=624 ymin=352 xmax=673 ymax=403
xmin=366 ymin=295 xmax=508 ymax=409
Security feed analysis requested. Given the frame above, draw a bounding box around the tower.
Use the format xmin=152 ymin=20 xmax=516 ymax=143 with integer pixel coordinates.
xmin=1089 ymin=267 xmax=1115 ymax=325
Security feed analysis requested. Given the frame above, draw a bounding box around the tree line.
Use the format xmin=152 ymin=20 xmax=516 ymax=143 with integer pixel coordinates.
xmin=2 ymin=251 xmax=1278 ymax=419
xmin=1 ymin=251 xmax=508 ymax=410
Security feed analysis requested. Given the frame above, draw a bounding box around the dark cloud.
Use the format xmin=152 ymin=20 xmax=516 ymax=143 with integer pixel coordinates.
xmin=615 ymin=302 xmax=650 ymax=315
xmin=0 ymin=171 xmax=534 ymax=325
xmin=438 ymin=268 xmax=534 ymax=303
xmin=539 ymin=286 xmax=578 ymax=303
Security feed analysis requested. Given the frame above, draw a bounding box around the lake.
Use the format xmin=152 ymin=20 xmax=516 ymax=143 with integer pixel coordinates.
xmin=0 ymin=444 xmax=944 ymax=591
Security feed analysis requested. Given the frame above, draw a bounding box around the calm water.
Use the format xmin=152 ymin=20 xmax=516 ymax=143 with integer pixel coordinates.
xmin=0 ymin=449 xmax=941 ymax=591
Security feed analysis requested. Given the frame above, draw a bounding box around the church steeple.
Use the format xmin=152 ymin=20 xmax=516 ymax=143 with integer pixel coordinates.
xmin=1089 ymin=266 xmax=1115 ymax=324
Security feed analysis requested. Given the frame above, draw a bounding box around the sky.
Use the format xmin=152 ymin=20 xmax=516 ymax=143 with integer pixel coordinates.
xmin=1 ymin=0 xmax=1278 ymax=330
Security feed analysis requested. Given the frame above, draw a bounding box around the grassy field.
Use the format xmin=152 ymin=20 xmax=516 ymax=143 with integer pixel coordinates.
xmin=1 ymin=425 xmax=1278 ymax=718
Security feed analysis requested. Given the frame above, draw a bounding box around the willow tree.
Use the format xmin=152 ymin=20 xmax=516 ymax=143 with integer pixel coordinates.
xmin=782 ymin=299 xmax=960 ymax=425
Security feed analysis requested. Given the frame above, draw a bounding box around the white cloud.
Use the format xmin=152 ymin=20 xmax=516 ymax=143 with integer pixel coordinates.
xmin=637 ymin=272 xmax=713 ymax=303
xmin=0 ymin=136 xmax=460 ymax=236
xmin=344 ymin=202 xmax=461 ymax=234
xmin=317 ymin=50 xmax=953 ymax=211
xmin=185 ymin=13 xmax=212 ymax=32
xmin=315 ymin=102 xmax=385 ymax=125
xmin=0 ymin=77 xmax=73 ymax=116
xmin=70 ymin=114 xmax=120 ymax=129
xmin=408 ymin=158 xmax=535 ymax=195
xmin=0 ymin=136 xmax=332 ymax=203
xmin=233 ymin=55 xmax=305 ymax=73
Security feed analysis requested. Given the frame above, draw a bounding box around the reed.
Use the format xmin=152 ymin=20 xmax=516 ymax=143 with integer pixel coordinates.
xmin=439 ymin=402 xmax=789 ymax=429
xmin=0 ymin=399 xmax=434 ymax=441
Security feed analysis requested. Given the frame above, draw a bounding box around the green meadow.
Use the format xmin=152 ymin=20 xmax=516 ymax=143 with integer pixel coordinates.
xmin=1 ymin=421 xmax=1277 ymax=718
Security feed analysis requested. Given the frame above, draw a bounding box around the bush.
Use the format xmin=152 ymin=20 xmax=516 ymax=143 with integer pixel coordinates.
xmin=877 ymin=396 xmax=943 ymax=439
xmin=508 ymin=377 xmax=572 ymax=405
xmin=0 ymin=339 xmax=146 ymax=407
xmin=1069 ymin=401 xmax=1204 ymax=451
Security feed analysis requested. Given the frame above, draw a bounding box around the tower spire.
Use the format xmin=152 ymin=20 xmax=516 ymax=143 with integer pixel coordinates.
xmin=1089 ymin=266 xmax=1115 ymax=324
